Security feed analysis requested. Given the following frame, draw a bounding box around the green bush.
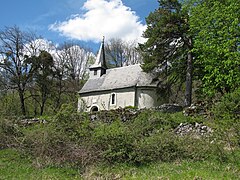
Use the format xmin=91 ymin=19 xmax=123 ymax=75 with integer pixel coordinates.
xmin=90 ymin=110 xmax=223 ymax=164
xmin=93 ymin=120 xmax=134 ymax=163
xmin=211 ymin=89 xmax=240 ymax=149
xmin=20 ymin=123 xmax=98 ymax=168
xmin=54 ymin=103 xmax=92 ymax=141
xmin=132 ymin=131 xmax=184 ymax=163
xmin=213 ymin=88 xmax=240 ymax=120
xmin=0 ymin=117 xmax=22 ymax=149
xmin=0 ymin=92 xmax=22 ymax=117
xmin=131 ymin=129 xmax=222 ymax=164
xmin=2 ymin=106 xmax=236 ymax=167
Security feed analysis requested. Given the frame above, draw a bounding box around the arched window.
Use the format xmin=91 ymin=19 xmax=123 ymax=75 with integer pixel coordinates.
xmin=111 ymin=93 xmax=116 ymax=105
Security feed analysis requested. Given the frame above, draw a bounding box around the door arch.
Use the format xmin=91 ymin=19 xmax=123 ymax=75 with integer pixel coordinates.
xmin=90 ymin=105 xmax=99 ymax=112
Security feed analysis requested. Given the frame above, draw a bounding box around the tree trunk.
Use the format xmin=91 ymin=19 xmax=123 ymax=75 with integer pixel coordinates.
xmin=40 ymin=89 xmax=47 ymax=116
xmin=185 ymin=38 xmax=193 ymax=107
xmin=18 ymin=89 xmax=26 ymax=116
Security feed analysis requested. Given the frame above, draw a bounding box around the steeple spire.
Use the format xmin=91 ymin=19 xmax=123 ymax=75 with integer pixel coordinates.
xmin=89 ymin=36 xmax=107 ymax=78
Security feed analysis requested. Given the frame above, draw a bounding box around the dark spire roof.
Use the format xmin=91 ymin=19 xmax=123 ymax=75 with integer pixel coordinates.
xmin=89 ymin=36 xmax=107 ymax=69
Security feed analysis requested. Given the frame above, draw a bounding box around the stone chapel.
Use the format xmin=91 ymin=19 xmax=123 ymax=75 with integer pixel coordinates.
xmin=78 ymin=39 xmax=163 ymax=112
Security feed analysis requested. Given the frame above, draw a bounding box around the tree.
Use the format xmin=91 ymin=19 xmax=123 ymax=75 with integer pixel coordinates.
xmin=140 ymin=0 xmax=193 ymax=106
xmin=105 ymin=38 xmax=124 ymax=67
xmin=53 ymin=42 xmax=94 ymax=109
xmin=105 ymin=38 xmax=142 ymax=67
xmin=31 ymin=51 xmax=54 ymax=115
xmin=190 ymin=0 xmax=240 ymax=96
xmin=0 ymin=26 xmax=39 ymax=116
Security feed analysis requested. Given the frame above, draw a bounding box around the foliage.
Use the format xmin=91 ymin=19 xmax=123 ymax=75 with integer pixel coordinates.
xmin=211 ymin=89 xmax=240 ymax=148
xmin=87 ymin=110 xmax=228 ymax=164
xmin=190 ymin=0 xmax=240 ymax=96
xmin=54 ymin=103 xmax=91 ymax=141
xmin=0 ymin=118 xmax=22 ymax=149
xmin=1 ymin=108 xmax=239 ymax=170
xmin=93 ymin=120 xmax=133 ymax=163
xmin=140 ymin=0 xmax=193 ymax=106
xmin=31 ymin=51 xmax=55 ymax=115
xmin=0 ymin=26 xmax=40 ymax=116
xmin=212 ymin=88 xmax=240 ymax=120
xmin=0 ymin=91 xmax=22 ymax=117
xmin=19 ymin=120 xmax=97 ymax=167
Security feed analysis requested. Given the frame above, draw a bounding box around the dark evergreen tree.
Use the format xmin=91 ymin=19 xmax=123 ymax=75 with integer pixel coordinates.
xmin=140 ymin=0 xmax=193 ymax=106
xmin=32 ymin=51 xmax=54 ymax=115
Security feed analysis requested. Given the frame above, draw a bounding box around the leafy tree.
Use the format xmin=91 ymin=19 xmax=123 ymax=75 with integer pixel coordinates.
xmin=190 ymin=0 xmax=240 ymax=96
xmin=31 ymin=51 xmax=54 ymax=115
xmin=140 ymin=0 xmax=193 ymax=106
xmin=0 ymin=26 xmax=39 ymax=116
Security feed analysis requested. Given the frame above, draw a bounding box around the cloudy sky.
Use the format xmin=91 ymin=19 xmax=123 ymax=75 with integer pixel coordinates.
xmin=0 ymin=0 xmax=158 ymax=50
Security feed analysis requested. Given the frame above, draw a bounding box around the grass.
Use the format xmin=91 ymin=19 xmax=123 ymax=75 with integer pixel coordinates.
xmin=0 ymin=148 xmax=240 ymax=180
xmin=84 ymin=159 xmax=240 ymax=179
xmin=0 ymin=149 xmax=82 ymax=180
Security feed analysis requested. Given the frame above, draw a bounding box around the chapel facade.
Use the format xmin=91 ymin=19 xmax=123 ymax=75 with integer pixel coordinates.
xmin=78 ymin=40 xmax=163 ymax=112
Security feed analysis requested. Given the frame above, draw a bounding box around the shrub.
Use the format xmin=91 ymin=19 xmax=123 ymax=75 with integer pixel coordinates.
xmin=93 ymin=120 xmax=134 ymax=163
xmin=213 ymin=88 xmax=240 ymax=120
xmin=131 ymin=130 xmax=222 ymax=164
xmin=132 ymin=131 xmax=184 ymax=163
xmin=0 ymin=117 xmax=22 ymax=149
xmin=4 ymin=106 xmax=236 ymax=168
xmin=212 ymin=88 xmax=240 ymax=149
xmin=54 ymin=103 xmax=92 ymax=141
xmin=20 ymin=123 xmax=98 ymax=168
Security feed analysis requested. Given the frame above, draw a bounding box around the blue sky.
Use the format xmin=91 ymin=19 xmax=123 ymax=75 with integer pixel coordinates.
xmin=0 ymin=0 xmax=158 ymax=51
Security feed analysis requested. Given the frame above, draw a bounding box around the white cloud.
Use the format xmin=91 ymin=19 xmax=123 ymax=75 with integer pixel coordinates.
xmin=49 ymin=0 xmax=146 ymax=43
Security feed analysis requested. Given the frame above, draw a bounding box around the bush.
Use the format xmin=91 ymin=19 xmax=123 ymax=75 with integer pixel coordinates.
xmin=2 ymin=106 xmax=236 ymax=168
xmin=93 ymin=120 xmax=134 ymax=163
xmin=20 ymin=123 xmax=98 ymax=168
xmin=131 ymin=130 xmax=222 ymax=164
xmin=212 ymin=88 xmax=240 ymax=149
xmin=0 ymin=92 xmax=22 ymax=117
xmin=0 ymin=117 xmax=22 ymax=149
xmin=54 ymin=103 xmax=92 ymax=141
xmin=90 ymin=110 xmax=222 ymax=164
xmin=132 ymin=131 xmax=184 ymax=163
xmin=213 ymin=88 xmax=240 ymax=120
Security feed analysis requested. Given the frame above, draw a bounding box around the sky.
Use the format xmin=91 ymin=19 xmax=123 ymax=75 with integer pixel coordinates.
xmin=0 ymin=0 xmax=158 ymax=51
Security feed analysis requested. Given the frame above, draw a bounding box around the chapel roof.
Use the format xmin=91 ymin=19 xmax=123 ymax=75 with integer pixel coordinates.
xmin=79 ymin=64 xmax=158 ymax=94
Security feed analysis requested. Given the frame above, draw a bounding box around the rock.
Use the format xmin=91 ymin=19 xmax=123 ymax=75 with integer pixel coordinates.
xmin=183 ymin=101 xmax=209 ymax=117
xmin=155 ymin=104 xmax=183 ymax=113
xmin=174 ymin=122 xmax=212 ymax=136
xmin=19 ymin=118 xmax=47 ymax=126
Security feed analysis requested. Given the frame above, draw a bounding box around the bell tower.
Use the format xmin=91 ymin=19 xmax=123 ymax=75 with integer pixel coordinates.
xmin=89 ymin=37 xmax=107 ymax=79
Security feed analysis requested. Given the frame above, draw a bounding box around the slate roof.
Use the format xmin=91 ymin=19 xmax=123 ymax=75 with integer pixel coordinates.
xmin=79 ymin=64 xmax=157 ymax=94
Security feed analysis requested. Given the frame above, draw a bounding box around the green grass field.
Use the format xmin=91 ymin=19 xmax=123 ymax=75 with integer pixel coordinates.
xmin=84 ymin=160 xmax=240 ymax=179
xmin=1 ymin=149 xmax=239 ymax=180
xmin=0 ymin=149 xmax=82 ymax=180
